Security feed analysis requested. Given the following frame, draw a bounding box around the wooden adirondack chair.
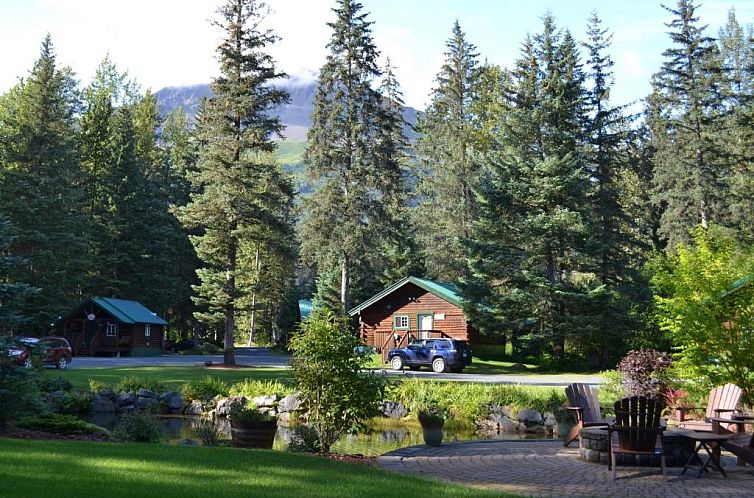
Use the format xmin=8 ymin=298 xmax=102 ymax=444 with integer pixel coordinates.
xmin=608 ymin=396 xmax=666 ymax=480
xmin=677 ymin=384 xmax=742 ymax=432
xmin=711 ymin=414 xmax=754 ymax=467
xmin=564 ymin=383 xmax=609 ymax=447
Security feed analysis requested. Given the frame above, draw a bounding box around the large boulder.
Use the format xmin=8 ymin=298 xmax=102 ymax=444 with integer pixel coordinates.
xmin=117 ymin=392 xmax=137 ymax=407
xmin=136 ymin=388 xmax=158 ymax=399
xmin=278 ymin=393 xmax=303 ymax=413
xmin=136 ymin=396 xmax=159 ymax=410
xmin=166 ymin=393 xmax=185 ymax=411
xmin=379 ymin=400 xmax=409 ymax=419
xmin=517 ymin=408 xmax=544 ymax=427
xmin=215 ymin=396 xmax=247 ymax=417
xmin=184 ymin=400 xmax=205 ymax=415
xmin=97 ymin=389 xmax=117 ymax=401
xmin=160 ymin=391 xmax=181 ymax=402
xmin=251 ymin=395 xmax=278 ymax=408
xmin=92 ymin=394 xmax=116 ymax=413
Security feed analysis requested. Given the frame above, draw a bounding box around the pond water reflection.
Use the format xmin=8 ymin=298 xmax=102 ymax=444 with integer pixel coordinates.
xmin=88 ymin=413 xmax=565 ymax=457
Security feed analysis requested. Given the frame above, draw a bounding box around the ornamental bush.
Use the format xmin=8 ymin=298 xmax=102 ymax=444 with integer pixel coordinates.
xmin=289 ymin=310 xmax=387 ymax=454
xmin=17 ymin=413 xmax=109 ymax=437
xmin=182 ymin=376 xmax=229 ymax=402
xmin=113 ymin=413 xmax=161 ymax=443
xmin=617 ymin=349 xmax=672 ymax=399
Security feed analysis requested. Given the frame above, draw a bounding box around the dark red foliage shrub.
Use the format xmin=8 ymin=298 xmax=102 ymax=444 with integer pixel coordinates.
xmin=617 ymin=349 xmax=672 ymax=398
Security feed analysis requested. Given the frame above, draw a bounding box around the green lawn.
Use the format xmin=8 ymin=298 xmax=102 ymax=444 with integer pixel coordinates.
xmin=58 ymin=366 xmax=292 ymax=390
xmin=0 ymin=439 xmax=512 ymax=498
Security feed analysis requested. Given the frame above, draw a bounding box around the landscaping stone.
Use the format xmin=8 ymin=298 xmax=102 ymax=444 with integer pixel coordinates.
xmin=278 ymin=393 xmax=303 ymax=413
xmin=578 ymin=426 xmax=694 ymax=467
xmin=136 ymin=397 xmax=158 ymax=410
xmin=215 ymin=396 xmax=247 ymax=416
xmin=166 ymin=393 xmax=185 ymax=411
xmin=97 ymin=389 xmax=117 ymax=401
xmin=119 ymin=404 xmax=135 ymax=413
xmin=160 ymin=391 xmax=180 ymax=402
xmin=251 ymin=395 xmax=277 ymax=408
xmin=184 ymin=400 xmax=205 ymax=415
xmin=379 ymin=400 xmax=408 ymax=419
xmin=117 ymin=392 xmax=137 ymax=406
xmin=277 ymin=412 xmax=294 ymax=426
xmin=518 ymin=409 xmax=544 ymax=427
xmin=136 ymin=388 xmax=157 ymax=399
xmin=91 ymin=394 xmax=116 ymax=413
xmin=178 ymin=438 xmax=199 ymax=446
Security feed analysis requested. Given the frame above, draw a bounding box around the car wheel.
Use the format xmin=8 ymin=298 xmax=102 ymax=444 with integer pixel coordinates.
xmin=56 ymin=357 xmax=68 ymax=369
xmin=23 ymin=357 xmax=33 ymax=369
xmin=432 ymin=357 xmax=446 ymax=373
xmin=390 ymin=356 xmax=404 ymax=371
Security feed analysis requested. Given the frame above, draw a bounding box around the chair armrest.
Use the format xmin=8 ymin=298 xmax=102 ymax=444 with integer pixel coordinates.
xmin=713 ymin=408 xmax=737 ymax=414
xmin=564 ymin=406 xmax=583 ymax=412
xmin=709 ymin=417 xmax=748 ymax=434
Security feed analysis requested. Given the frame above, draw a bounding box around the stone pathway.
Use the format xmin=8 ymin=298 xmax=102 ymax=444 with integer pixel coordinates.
xmin=377 ymin=439 xmax=754 ymax=498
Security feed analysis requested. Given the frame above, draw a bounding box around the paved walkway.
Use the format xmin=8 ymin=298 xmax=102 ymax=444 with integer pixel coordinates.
xmin=378 ymin=439 xmax=754 ymax=498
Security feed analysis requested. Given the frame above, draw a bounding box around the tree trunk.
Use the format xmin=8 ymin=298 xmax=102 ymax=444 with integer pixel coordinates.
xmin=224 ymin=235 xmax=237 ymax=365
xmin=341 ymin=253 xmax=350 ymax=312
xmin=247 ymin=246 xmax=260 ymax=347
xmin=192 ymin=320 xmax=200 ymax=349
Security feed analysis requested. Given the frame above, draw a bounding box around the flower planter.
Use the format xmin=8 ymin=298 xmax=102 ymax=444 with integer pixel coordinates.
xmin=421 ymin=422 xmax=444 ymax=446
xmin=230 ymin=418 xmax=277 ymax=449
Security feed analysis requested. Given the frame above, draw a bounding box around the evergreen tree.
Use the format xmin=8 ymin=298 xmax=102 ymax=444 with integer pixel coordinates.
xmin=0 ymin=35 xmax=87 ymax=330
xmin=0 ymin=216 xmax=38 ymax=334
xmin=177 ymin=0 xmax=290 ymax=364
xmin=414 ymin=21 xmax=481 ymax=281
xmin=581 ymin=12 xmax=645 ymax=366
xmin=300 ymin=0 xmax=405 ymax=311
xmin=650 ymin=0 xmax=727 ymax=248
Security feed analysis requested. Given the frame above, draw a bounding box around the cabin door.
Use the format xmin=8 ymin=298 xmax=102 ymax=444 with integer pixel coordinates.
xmin=418 ymin=313 xmax=433 ymax=339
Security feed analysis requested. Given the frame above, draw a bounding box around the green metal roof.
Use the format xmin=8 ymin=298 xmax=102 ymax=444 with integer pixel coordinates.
xmin=91 ymin=297 xmax=168 ymax=325
xmin=298 ymin=299 xmax=313 ymax=320
xmin=720 ymin=275 xmax=754 ymax=299
xmin=348 ymin=276 xmax=464 ymax=316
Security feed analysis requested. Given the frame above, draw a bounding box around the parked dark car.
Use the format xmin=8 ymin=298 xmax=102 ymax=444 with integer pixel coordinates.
xmin=18 ymin=337 xmax=73 ymax=369
xmin=1 ymin=338 xmax=33 ymax=369
xmin=387 ymin=338 xmax=472 ymax=373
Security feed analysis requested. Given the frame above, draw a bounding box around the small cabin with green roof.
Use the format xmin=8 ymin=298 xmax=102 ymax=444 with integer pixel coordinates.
xmin=59 ymin=297 xmax=168 ymax=356
xmin=348 ymin=276 xmax=481 ymax=362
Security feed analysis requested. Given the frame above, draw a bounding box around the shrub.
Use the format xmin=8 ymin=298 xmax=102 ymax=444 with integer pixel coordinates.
xmin=113 ymin=413 xmax=162 ymax=443
xmin=37 ymin=375 xmax=73 ymax=393
xmin=229 ymin=403 xmax=275 ymax=423
xmin=289 ymin=310 xmax=387 ymax=454
xmin=287 ymin=425 xmax=321 ymax=453
xmin=417 ymin=406 xmax=446 ymax=427
xmin=88 ymin=379 xmax=108 ymax=393
xmin=201 ymin=342 xmax=222 ymax=355
xmin=182 ymin=376 xmax=229 ymax=402
xmin=0 ymin=351 xmax=44 ymax=432
xmin=57 ymin=391 xmax=93 ymax=414
xmin=115 ymin=376 xmax=166 ymax=394
xmin=190 ymin=414 xmax=222 ymax=446
xmin=617 ymin=349 xmax=672 ymax=398
xmin=598 ymin=369 xmax=625 ymax=411
xmin=17 ymin=413 xmax=109 ymax=437
xmin=228 ymin=379 xmax=293 ymax=399
xmin=652 ymin=226 xmax=754 ymax=405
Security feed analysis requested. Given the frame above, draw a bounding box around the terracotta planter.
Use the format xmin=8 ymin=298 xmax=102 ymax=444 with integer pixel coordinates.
xmin=421 ymin=422 xmax=444 ymax=446
xmin=230 ymin=419 xmax=277 ymax=449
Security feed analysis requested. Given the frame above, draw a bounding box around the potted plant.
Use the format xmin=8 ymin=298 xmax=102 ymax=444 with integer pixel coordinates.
xmin=229 ymin=403 xmax=277 ymax=449
xmin=417 ymin=405 xmax=446 ymax=446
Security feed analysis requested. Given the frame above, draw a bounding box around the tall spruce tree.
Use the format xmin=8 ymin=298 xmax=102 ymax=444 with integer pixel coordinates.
xmin=415 ymin=21 xmax=481 ymax=282
xmin=300 ymin=0 xmax=405 ymax=311
xmin=177 ymin=0 xmax=290 ymax=364
xmin=649 ymin=0 xmax=727 ymax=248
xmin=462 ymin=15 xmax=593 ymax=360
xmin=0 ymin=36 xmax=87 ymax=330
xmin=0 ymin=216 xmax=38 ymax=334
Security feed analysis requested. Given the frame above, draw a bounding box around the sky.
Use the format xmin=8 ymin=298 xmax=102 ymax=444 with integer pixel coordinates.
xmin=2 ymin=0 xmax=754 ymax=110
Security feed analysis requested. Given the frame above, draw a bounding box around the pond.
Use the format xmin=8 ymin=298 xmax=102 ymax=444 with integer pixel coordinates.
xmin=88 ymin=413 xmax=569 ymax=456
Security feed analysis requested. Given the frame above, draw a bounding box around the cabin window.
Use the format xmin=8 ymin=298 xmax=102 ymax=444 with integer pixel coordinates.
xmin=393 ymin=315 xmax=409 ymax=330
xmin=106 ymin=323 xmax=117 ymax=337
xmin=144 ymin=324 xmax=151 ymax=337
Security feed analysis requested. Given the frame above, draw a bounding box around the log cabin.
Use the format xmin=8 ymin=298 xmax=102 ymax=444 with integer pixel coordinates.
xmin=348 ymin=276 xmax=483 ymax=363
xmin=59 ymin=297 xmax=168 ymax=356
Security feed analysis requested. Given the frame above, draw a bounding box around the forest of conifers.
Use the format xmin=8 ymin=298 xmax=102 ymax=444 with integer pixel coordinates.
xmin=2 ymin=0 xmax=753 ymax=366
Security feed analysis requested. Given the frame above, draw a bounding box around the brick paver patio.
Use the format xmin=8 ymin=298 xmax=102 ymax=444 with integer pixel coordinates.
xmin=377 ymin=439 xmax=754 ymax=498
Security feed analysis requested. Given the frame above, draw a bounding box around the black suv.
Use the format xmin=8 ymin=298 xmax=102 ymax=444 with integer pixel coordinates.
xmin=387 ymin=338 xmax=472 ymax=373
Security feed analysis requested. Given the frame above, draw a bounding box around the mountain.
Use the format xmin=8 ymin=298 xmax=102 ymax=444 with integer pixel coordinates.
xmin=154 ymin=79 xmax=420 ymax=141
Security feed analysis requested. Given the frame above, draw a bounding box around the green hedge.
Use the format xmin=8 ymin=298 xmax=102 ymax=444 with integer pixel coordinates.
xmin=17 ymin=413 xmax=109 ymax=437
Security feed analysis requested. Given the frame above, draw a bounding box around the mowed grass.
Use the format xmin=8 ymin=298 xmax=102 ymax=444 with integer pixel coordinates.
xmin=0 ymin=439 xmax=512 ymax=498
xmin=58 ymin=366 xmax=292 ymax=390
